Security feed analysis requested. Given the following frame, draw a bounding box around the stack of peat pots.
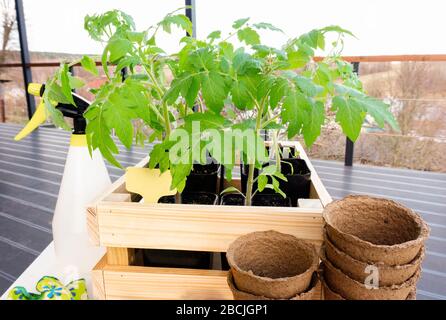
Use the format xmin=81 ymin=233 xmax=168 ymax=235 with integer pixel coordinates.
xmin=321 ymin=195 xmax=429 ymax=300
xmin=226 ymin=231 xmax=320 ymax=300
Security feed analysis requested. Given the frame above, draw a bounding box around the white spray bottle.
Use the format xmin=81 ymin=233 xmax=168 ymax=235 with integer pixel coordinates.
xmin=15 ymin=83 xmax=109 ymax=283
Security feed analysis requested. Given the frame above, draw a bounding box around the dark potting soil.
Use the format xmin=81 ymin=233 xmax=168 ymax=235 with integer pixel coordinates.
xmin=191 ymin=162 xmax=219 ymax=175
xmin=158 ymin=192 xmax=218 ymax=205
xmin=220 ymin=193 xmax=291 ymax=207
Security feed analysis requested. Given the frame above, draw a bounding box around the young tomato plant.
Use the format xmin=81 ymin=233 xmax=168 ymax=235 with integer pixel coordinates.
xmin=39 ymin=9 xmax=398 ymax=205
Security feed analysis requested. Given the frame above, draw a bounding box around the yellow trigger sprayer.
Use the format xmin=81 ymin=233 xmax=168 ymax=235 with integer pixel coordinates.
xmin=15 ymin=83 xmax=109 ymax=282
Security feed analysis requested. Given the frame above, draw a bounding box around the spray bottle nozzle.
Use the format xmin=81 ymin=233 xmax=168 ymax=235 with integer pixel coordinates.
xmin=15 ymin=83 xmax=91 ymax=141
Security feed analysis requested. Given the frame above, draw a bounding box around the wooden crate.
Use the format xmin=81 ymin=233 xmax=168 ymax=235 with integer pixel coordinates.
xmin=88 ymin=141 xmax=331 ymax=300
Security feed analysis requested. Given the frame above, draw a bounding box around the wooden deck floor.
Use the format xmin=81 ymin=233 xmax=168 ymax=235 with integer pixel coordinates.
xmin=0 ymin=123 xmax=445 ymax=300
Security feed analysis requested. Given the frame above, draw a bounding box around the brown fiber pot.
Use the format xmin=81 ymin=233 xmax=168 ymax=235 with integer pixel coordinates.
xmin=321 ymin=278 xmax=417 ymax=300
xmin=323 ymin=195 xmax=429 ymax=265
xmin=227 ymin=271 xmax=320 ymax=300
xmin=321 ymin=255 xmax=420 ymax=300
xmin=226 ymin=230 xmax=319 ymax=299
xmin=324 ymin=233 xmax=425 ymax=286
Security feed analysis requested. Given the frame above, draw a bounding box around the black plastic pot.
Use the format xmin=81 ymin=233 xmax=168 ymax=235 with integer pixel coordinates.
xmin=142 ymin=249 xmax=212 ymax=270
xmin=220 ymin=193 xmax=291 ymax=207
xmin=280 ymin=158 xmax=311 ymax=207
xmin=158 ymin=192 xmax=218 ymax=205
xmin=184 ymin=163 xmax=220 ymax=194
xmin=240 ymin=164 xmax=274 ymax=195
xmin=142 ymin=192 xmax=218 ymax=269
xmin=239 ymin=145 xmax=299 ymax=194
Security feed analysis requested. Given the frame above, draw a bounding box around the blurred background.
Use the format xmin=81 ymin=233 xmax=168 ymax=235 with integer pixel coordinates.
xmin=1 ymin=0 xmax=445 ymax=172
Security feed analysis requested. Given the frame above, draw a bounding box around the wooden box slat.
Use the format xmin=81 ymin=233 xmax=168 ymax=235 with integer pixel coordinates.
xmin=88 ymin=141 xmax=330 ymax=300
xmin=92 ymin=258 xmax=321 ymax=300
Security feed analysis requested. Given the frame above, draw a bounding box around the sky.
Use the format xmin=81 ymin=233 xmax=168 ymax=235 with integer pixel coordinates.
xmin=20 ymin=0 xmax=446 ymax=56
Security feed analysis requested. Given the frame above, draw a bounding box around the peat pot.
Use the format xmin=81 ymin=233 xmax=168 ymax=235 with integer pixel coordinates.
xmin=227 ymin=270 xmax=320 ymax=300
xmin=324 ymin=233 xmax=424 ymax=286
xmin=321 ymin=277 xmax=417 ymax=300
xmin=321 ymin=255 xmax=419 ymax=300
xmin=226 ymin=230 xmax=318 ymax=299
xmin=323 ymin=195 xmax=429 ymax=265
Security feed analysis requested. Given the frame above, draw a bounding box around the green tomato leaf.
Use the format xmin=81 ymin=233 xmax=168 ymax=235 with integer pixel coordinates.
xmin=270 ymin=77 xmax=289 ymax=108
xmin=282 ymin=92 xmax=308 ymax=138
xmin=287 ymin=50 xmax=310 ymax=69
xmin=353 ymin=97 xmax=399 ymax=131
xmin=60 ymin=64 xmax=75 ymax=105
xmin=231 ymin=75 xmax=258 ymax=110
xmin=302 ymin=100 xmax=325 ymax=146
xmin=261 ymin=165 xmax=277 ymax=176
xmin=68 ymin=76 xmax=85 ymax=89
xmin=237 ymin=27 xmax=260 ymax=46
xmin=160 ymin=14 xmax=192 ymax=35
xmin=80 ymin=55 xmax=99 ymax=76
xmin=107 ymin=38 xmax=132 ymax=62
xmin=207 ymin=30 xmax=221 ymax=41
xmin=201 ymin=71 xmax=229 ymax=113
xmin=294 ymin=75 xmax=324 ymax=97
xmin=181 ymin=75 xmax=200 ymax=108
xmin=220 ymin=186 xmax=242 ymax=195
xmin=257 ymin=175 xmax=268 ymax=192
xmin=252 ymin=22 xmax=283 ymax=33
xmin=171 ymin=163 xmax=193 ymax=192
xmin=332 ymin=96 xmax=366 ymax=141
xmin=232 ymin=17 xmax=250 ymax=29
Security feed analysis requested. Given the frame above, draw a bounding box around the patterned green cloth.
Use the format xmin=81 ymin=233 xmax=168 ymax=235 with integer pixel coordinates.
xmin=7 ymin=276 xmax=88 ymax=300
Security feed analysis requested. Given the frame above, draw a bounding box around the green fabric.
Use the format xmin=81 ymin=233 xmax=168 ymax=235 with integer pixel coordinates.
xmin=8 ymin=276 xmax=88 ymax=300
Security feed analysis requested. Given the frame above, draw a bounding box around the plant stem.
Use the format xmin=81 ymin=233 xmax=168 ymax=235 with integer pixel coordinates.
xmin=162 ymin=102 xmax=171 ymax=138
xmin=244 ymin=99 xmax=264 ymax=206
xmin=245 ymin=162 xmax=255 ymax=206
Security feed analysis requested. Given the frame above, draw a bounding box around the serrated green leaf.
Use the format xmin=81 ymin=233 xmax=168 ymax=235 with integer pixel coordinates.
xmin=171 ymin=163 xmax=193 ymax=191
xmin=160 ymin=14 xmax=192 ymax=35
xmin=321 ymin=25 xmax=356 ymax=38
xmin=103 ymin=96 xmax=135 ymax=149
xmin=237 ymin=27 xmax=260 ymax=46
xmin=257 ymin=175 xmax=268 ymax=192
xmin=261 ymin=165 xmax=277 ymax=175
xmin=333 ymin=96 xmax=366 ymax=141
xmin=181 ymin=75 xmax=200 ymax=108
xmin=184 ymin=111 xmax=227 ymax=131
xmin=107 ymin=38 xmax=132 ymax=62
xmin=282 ymin=92 xmax=308 ymax=138
xmin=287 ymin=50 xmax=310 ymax=69
xmin=302 ymin=100 xmax=325 ymax=146
xmin=69 ymin=76 xmax=85 ymax=89
xmin=60 ymin=64 xmax=75 ymax=105
xmin=252 ymin=22 xmax=283 ymax=33
xmin=294 ymin=75 xmax=324 ymax=97
xmin=207 ymin=30 xmax=221 ymax=41
xmin=231 ymin=75 xmax=258 ymax=110
xmin=354 ymin=97 xmax=399 ymax=131
xmin=232 ymin=17 xmax=249 ymax=29
xmin=270 ymin=77 xmax=289 ymax=108
xmin=80 ymin=55 xmax=99 ymax=76
xmin=201 ymin=71 xmax=229 ymax=113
